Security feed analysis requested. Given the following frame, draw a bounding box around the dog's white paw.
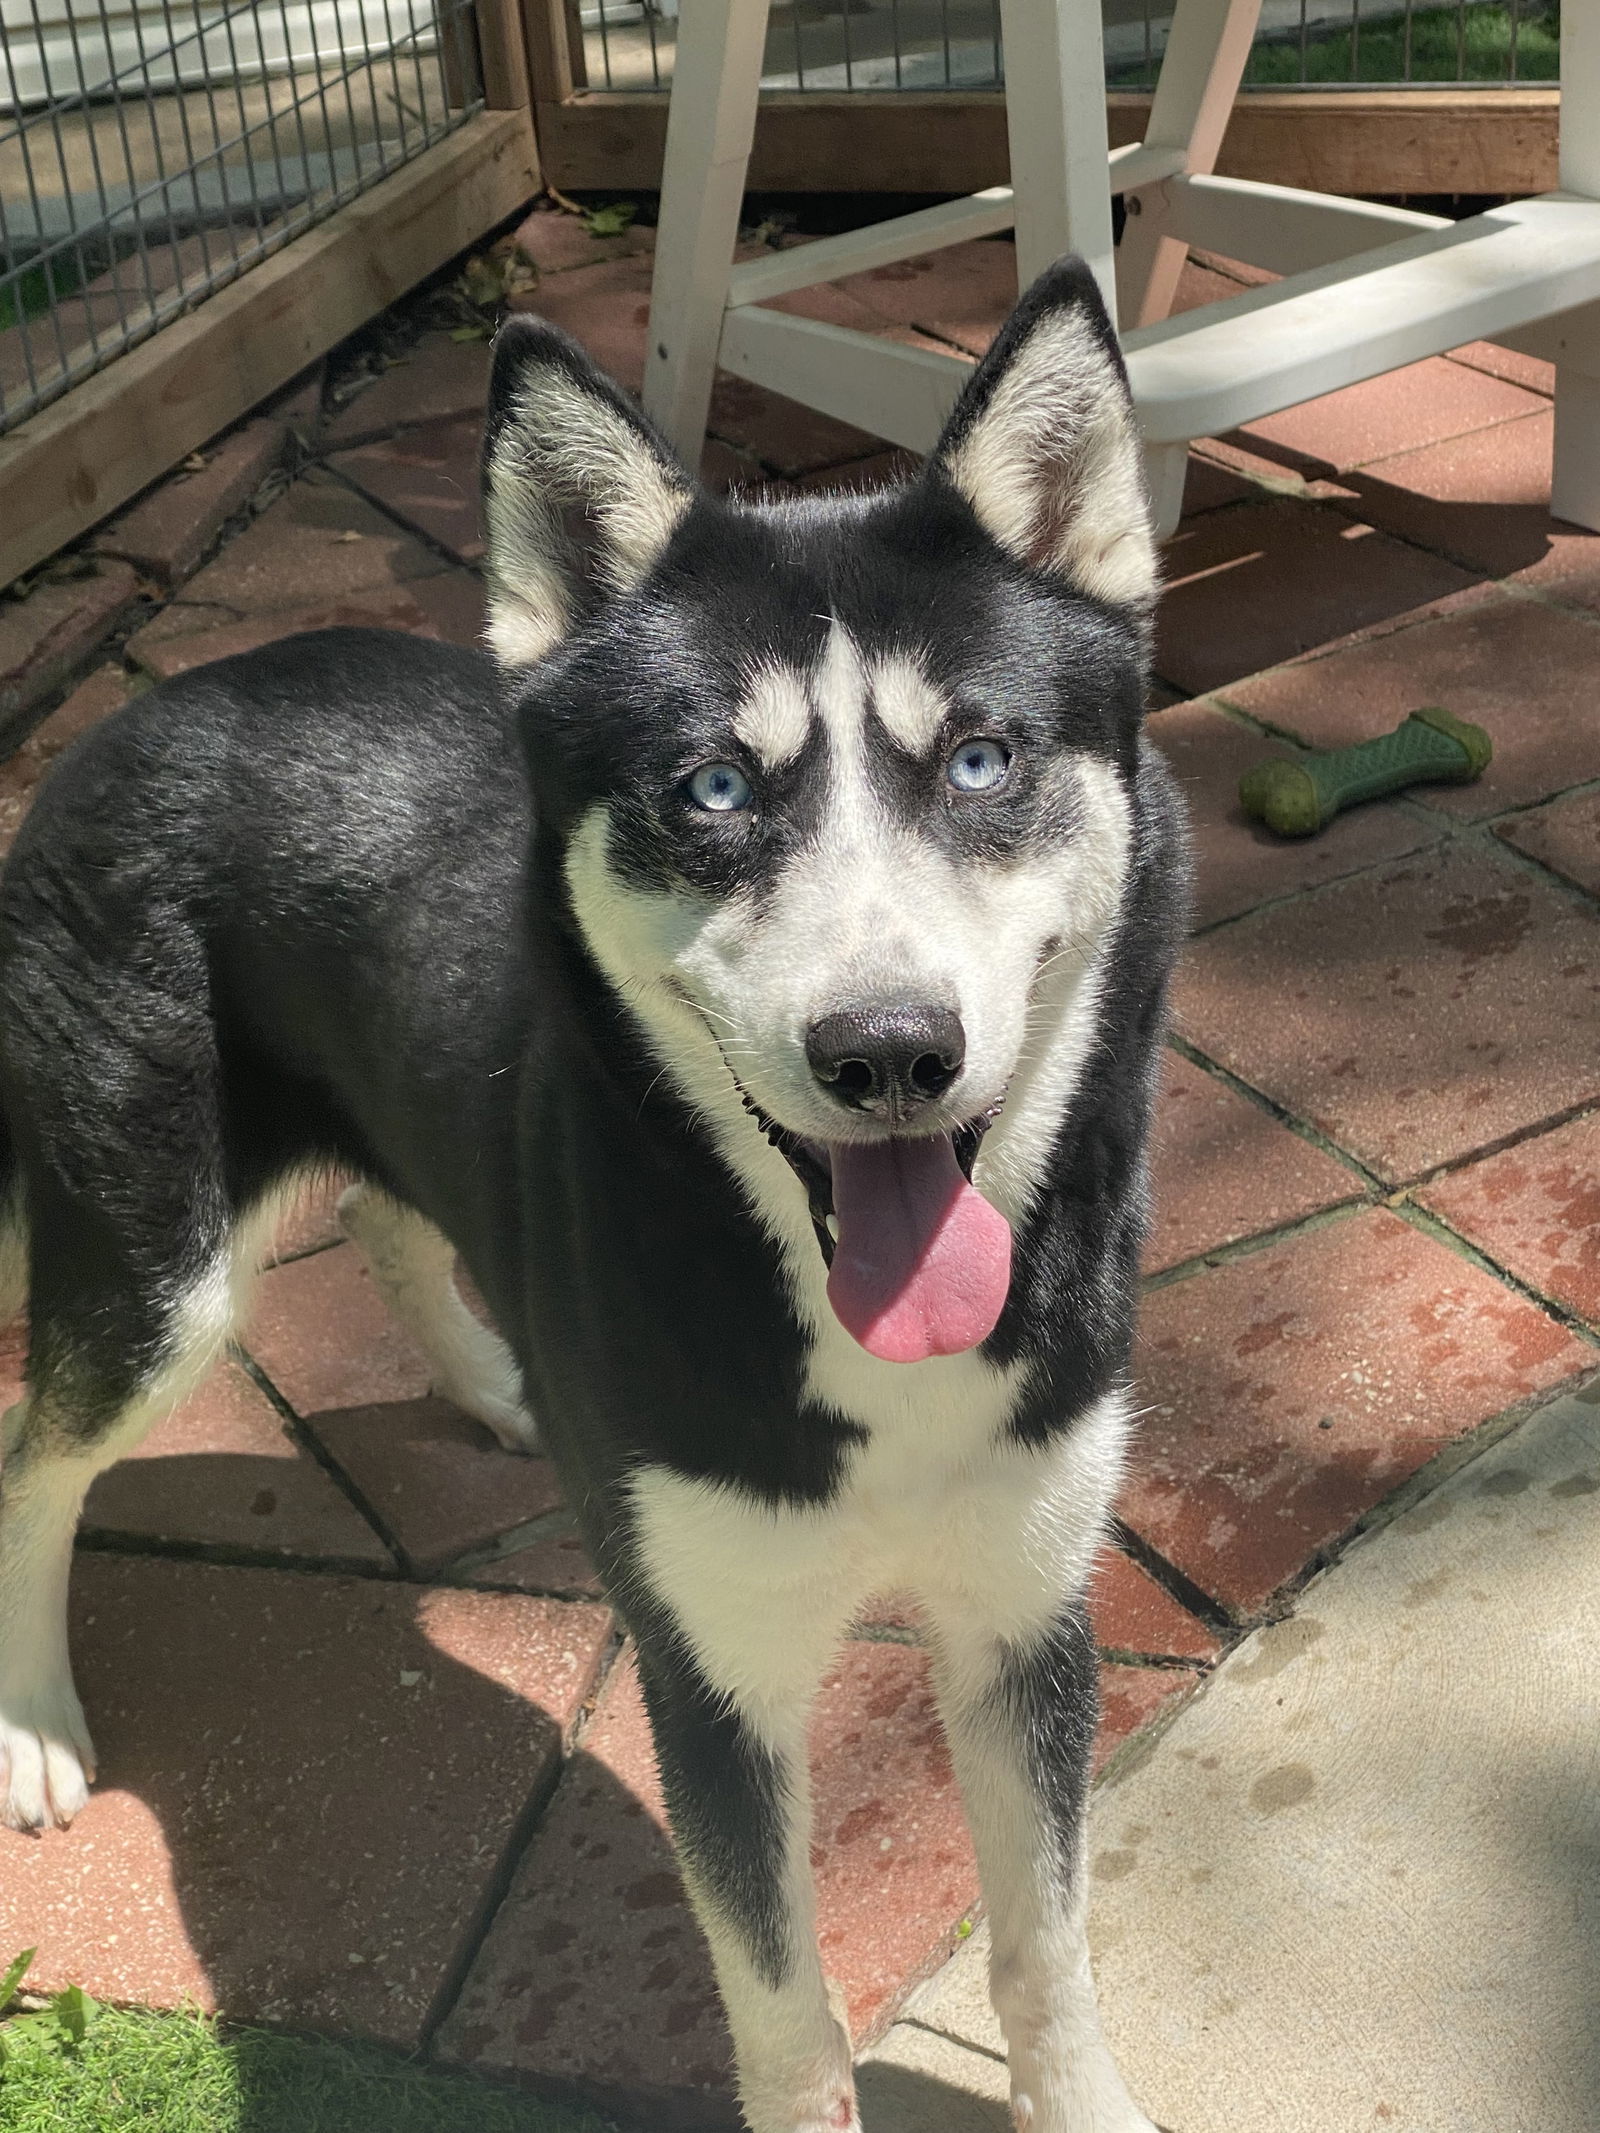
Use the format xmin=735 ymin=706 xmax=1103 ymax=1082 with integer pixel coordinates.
xmin=434 ymin=1379 xmax=541 ymax=1455
xmin=1011 ymin=2085 xmax=1160 ymax=2133
xmin=0 ymin=1681 xmax=96 ymax=1831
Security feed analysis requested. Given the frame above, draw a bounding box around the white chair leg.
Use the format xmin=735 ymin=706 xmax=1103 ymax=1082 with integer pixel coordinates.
xmin=1143 ymin=439 xmax=1190 ymax=542
xmin=641 ymin=0 xmax=772 ymax=466
xmin=1552 ymin=366 xmax=1600 ymax=533
xmin=1551 ymin=8 xmax=1600 ymax=530
xmin=998 ymin=0 xmax=1117 ymax=315
xmin=1117 ymin=0 xmax=1263 ymax=329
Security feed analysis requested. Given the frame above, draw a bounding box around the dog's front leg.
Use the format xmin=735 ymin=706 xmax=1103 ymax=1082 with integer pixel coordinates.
xmin=925 ymin=1602 xmax=1158 ymax=2133
xmin=636 ymin=1634 xmax=859 ymax=2133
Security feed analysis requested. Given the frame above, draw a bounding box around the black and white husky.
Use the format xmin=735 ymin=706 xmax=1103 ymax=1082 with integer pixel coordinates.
xmin=0 ymin=259 xmax=1184 ymax=2133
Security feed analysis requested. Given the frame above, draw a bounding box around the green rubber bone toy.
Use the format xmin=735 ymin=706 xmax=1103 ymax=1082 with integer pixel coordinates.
xmin=1239 ymin=706 xmax=1492 ymax=838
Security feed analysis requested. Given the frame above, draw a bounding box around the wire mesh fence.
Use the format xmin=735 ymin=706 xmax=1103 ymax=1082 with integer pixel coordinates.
xmin=577 ymin=0 xmax=1560 ymax=96
xmin=0 ymin=0 xmax=484 ymax=435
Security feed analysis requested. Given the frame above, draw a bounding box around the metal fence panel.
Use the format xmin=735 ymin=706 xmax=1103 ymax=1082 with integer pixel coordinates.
xmin=0 ymin=0 xmax=483 ymax=433
xmin=577 ymin=0 xmax=1559 ymax=96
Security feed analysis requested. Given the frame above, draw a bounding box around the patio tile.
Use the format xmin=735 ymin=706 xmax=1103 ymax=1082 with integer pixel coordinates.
xmin=91 ymin=419 xmax=288 ymax=585
xmin=708 ymin=371 xmax=885 ymax=479
xmin=1221 ymin=589 xmax=1600 ymax=820
xmin=1417 ymin=1111 xmax=1600 ymax=1327
xmin=244 ymin=1240 xmax=432 ymax=1414
xmin=0 ymin=560 xmax=139 ymax=725
xmin=1496 ymin=787 xmax=1600 ymax=897
xmin=699 ymin=437 xmax=772 ymax=496
xmin=0 ymin=1555 xmax=611 ymax=2039
xmin=322 ymin=333 xmax=492 ymax=448
xmin=507 ymin=257 xmax=655 ymax=396
xmin=1446 ymin=339 xmax=1555 ymax=397
xmin=1228 ymin=357 xmax=1546 ymax=477
xmin=1124 ymin=1207 xmax=1591 ymax=1613
xmin=0 ymin=663 xmax=132 ymax=859
xmin=1153 ymin=501 xmax=1473 ymax=697
xmin=834 ymin=236 xmax=1018 ymax=358
xmin=331 ymin=416 xmax=484 ymax=564
xmin=305 ymin=1398 xmax=564 ymax=1575
xmin=1172 ymin=843 xmax=1600 ymax=1183
xmin=127 ymin=579 xmax=484 ymax=680
xmin=1178 ymin=452 xmax=1257 ymax=516
xmin=1144 ymin=1049 xmax=1359 ymax=1275
xmin=513 ymin=203 xmax=655 ymax=278
xmin=1090 ymin=1548 xmax=1220 ymax=1664
xmin=1096 ymin=1665 xmax=1197 ymax=1776
xmin=1326 ymin=409 xmax=1600 ymax=591
xmin=156 ymin=469 xmax=450 ymax=618
xmin=440 ymin=1639 xmax=980 ymax=2114
xmin=1148 ymin=696 xmax=1440 ymax=931
xmin=81 ymin=1358 xmax=391 ymax=1563
xmin=467 ymin=1523 xmax=606 ymax=1599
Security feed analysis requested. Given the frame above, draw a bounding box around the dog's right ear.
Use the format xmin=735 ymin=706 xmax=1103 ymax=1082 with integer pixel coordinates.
xmin=928 ymin=256 xmax=1157 ymax=611
xmin=481 ymin=316 xmax=696 ymax=668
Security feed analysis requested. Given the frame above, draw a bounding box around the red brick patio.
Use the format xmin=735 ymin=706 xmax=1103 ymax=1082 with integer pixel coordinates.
xmin=1 ymin=206 xmax=1597 ymax=2127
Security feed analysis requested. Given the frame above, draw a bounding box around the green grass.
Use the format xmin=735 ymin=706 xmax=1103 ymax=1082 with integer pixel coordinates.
xmin=1110 ymin=2 xmax=1560 ymax=87
xmin=0 ymin=254 xmax=89 ymax=336
xmin=0 ymin=1997 xmax=619 ymax=2133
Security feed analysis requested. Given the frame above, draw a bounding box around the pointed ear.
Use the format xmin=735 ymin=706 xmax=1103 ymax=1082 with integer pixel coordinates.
xmin=481 ymin=315 xmax=696 ymax=667
xmin=928 ymin=256 xmax=1157 ymax=610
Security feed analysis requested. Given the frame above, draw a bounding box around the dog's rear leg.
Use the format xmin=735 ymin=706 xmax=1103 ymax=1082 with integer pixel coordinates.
xmin=335 ymin=1184 xmax=537 ymax=1452
xmin=922 ymin=1596 xmax=1158 ymax=2133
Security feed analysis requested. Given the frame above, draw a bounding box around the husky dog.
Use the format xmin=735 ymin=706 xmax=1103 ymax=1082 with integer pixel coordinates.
xmin=0 ymin=258 xmax=1184 ymax=2132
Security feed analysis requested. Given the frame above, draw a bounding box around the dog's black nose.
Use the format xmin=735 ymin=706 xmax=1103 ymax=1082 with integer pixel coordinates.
xmin=805 ymin=1006 xmax=965 ymax=1116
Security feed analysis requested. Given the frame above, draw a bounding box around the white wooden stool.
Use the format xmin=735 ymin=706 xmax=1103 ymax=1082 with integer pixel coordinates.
xmin=642 ymin=0 xmax=1600 ymax=541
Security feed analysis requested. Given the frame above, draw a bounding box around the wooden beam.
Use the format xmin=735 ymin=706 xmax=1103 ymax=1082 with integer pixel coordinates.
xmin=533 ymin=87 xmax=1559 ymax=201
xmin=0 ymin=109 xmax=540 ymax=591
xmin=474 ymin=0 xmax=532 ymax=111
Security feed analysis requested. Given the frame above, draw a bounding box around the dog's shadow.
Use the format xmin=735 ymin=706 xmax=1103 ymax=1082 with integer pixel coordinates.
xmin=1 ymin=1445 xmax=752 ymax=2128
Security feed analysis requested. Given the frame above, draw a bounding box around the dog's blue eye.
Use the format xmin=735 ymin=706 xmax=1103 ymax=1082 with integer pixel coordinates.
xmin=687 ymin=761 xmax=753 ymax=813
xmin=947 ymin=738 xmax=1010 ymax=794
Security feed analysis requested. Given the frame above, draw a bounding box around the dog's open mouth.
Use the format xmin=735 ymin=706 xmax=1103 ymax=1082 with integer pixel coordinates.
xmin=740 ymin=1089 xmax=1012 ymax=1365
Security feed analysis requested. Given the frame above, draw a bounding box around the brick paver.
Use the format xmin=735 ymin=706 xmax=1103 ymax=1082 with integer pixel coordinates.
xmin=0 ymin=1556 xmax=611 ymax=2039
xmin=1229 ymin=355 xmax=1547 ymax=477
xmin=1145 ymin=1049 xmax=1358 ymax=1273
xmin=90 ymin=419 xmax=289 ymax=585
xmin=1127 ymin=1207 xmax=1591 ymax=1613
xmin=1497 ymin=788 xmax=1600 ymax=897
xmin=1153 ymin=500 xmax=1473 ymax=696
xmin=1417 ymin=1110 xmax=1600 ymax=1328
xmin=1172 ymin=842 xmax=1600 ymax=1184
xmin=4 ymin=215 xmax=1597 ymax=2123
xmin=0 ymin=560 xmax=139 ymax=724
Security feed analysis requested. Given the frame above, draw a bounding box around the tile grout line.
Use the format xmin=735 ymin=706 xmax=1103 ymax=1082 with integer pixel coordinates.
xmin=1391 ymin=1199 xmax=1600 ymax=1349
xmin=1109 ymin=1517 xmax=1239 ymax=1637
xmin=418 ymin=1618 xmax=632 ymax=2059
xmin=231 ymin=1340 xmax=415 ymax=1574
xmin=1163 ymin=1032 xmax=1384 ymax=1187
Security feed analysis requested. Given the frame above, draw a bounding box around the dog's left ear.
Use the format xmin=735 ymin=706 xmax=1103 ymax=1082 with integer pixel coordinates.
xmin=928 ymin=257 xmax=1157 ymax=610
xmin=481 ymin=315 xmax=696 ymax=667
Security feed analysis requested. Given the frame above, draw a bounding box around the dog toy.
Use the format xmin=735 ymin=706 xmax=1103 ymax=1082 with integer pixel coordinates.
xmin=1239 ymin=707 xmax=1492 ymax=837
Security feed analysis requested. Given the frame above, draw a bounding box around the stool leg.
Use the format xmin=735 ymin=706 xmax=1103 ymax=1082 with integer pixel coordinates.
xmin=642 ymin=0 xmax=772 ymax=467
xmin=1116 ymin=0 xmax=1261 ymax=329
xmin=999 ymin=0 xmax=1116 ymax=316
xmin=1552 ymin=1 xmax=1600 ymax=531
xmin=1552 ymin=329 xmax=1600 ymax=534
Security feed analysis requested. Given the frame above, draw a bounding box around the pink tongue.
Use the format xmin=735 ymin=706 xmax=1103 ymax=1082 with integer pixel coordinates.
xmin=826 ymin=1136 xmax=1012 ymax=1364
